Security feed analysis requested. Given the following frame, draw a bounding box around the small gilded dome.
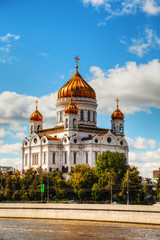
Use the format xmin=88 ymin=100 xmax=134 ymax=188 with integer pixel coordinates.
xmin=65 ymin=99 xmax=78 ymax=114
xmin=111 ymin=98 xmax=124 ymax=120
xmin=30 ymin=100 xmax=43 ymax=121
xmin=57 ymin=67 xmax=96 ymax=100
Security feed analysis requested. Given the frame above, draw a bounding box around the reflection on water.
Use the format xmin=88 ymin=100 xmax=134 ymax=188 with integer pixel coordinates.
xmin=0 ymin=218 xmax=160 ymax=240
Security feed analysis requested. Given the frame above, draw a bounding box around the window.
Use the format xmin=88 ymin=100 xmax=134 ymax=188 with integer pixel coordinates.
xmin=93 ymin=112 xmax=96 ymax=123
xmin=80 ymin=110 xmax=83 ymax=121
xmin=95 ymin=152 xmax=98 ymax=162
xmin=74 ymin=152 xmax=76 ymax=164
xmin=53 ymin=152 xmax=55 ymax=164
xmin=25 ymin=154 xmax=28 ymax=166
xmin=43 ymin=152 xmax=46 ymax=165
xmin=32 ymin=153 xmax=39 ymax=165
xmin=120 ymin=124 xmax=123 ymax=133
xmin=112 ymin=124 xmax=116 ymax=133
xmin=88 ymin=111 xmax=90 ymax=121
xmin=60 ymin=111 xmax=63 ymax=122
xmin=86 ymin=152 xmax=88 ymax=164
xmin=31 ymin=126 xmax=33 ymax=134
xmin=120 ymin=141 xmax=123 ymax=146
xmin=95 ymin=139 xmax=98 ymax=143
xmin=66 ymin=119 xmax=68 ymax=128
xmin=107 ymin=137 xmax=112 ymax=143
xmin=73 ymin=118 xmax=76 ymax=128
xmin=64 ymin=152 xmax=67 ymax=164
xmin=37 ymin=125 xmax=41 ymax=131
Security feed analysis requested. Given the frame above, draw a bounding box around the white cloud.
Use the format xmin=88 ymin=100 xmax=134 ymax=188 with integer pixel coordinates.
xmin=0 ymin=157 xmax=21 ymax=169
xmin=0 ymin=91 xmax=57 ymax=125
xmin=129 ymin=149 xmax=160 ymax=177
xmin=0 ymin=33 xmax=20 ymax=64
xmin=9 ymin=123 xmax=26 ymax=132
xmin=13 ymin=132 xmax=26 ymax=140
xmin=127 ymin=136 xmax=156 ymax=150
xmin=40 ymin=52 xmax=48 ymax=57
xmin=0 ymin=128 xmax=11 ymax=138
xmin=89 ymin=59 xmax=160 ymax=115
xmin=0 ymin=143 xmax=21 ymax=155
xmin=142 ymin=0 xmax=160 ymax=15
xmin=83 ymin=0 xmax=104 ymax=6
xmin=82 ymin=0 xmax=160 ymax=23
xmin=128 ymin=27 xmax=160 ymax=57
xmin=0 ymin=33 xmax=20 ymax=42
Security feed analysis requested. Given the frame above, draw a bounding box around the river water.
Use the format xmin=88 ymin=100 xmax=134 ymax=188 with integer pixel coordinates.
xmin=0 ymin=219 xmax=160 ymax=240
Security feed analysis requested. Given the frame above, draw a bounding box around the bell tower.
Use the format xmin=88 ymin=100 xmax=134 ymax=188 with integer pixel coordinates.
xmin=64 ymin=99 xmax=78 ymax=132
xmin=30 ymin=100 xmax=43 ymax=135
xmin=111 ymin=98 xmax=124 ymax=136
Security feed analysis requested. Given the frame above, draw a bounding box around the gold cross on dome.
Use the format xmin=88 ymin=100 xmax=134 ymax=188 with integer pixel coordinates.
xmin=74 ymin=56 xmax=80 ymax=68
xmin=35 ymin=99 xmax=38 ymax=110
xmin=116 ymin=98 xmax=119 ymax=108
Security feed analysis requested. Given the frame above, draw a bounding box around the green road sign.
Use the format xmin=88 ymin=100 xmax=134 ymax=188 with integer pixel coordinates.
xmin=41 ymin=184 xmax=45 ymax=193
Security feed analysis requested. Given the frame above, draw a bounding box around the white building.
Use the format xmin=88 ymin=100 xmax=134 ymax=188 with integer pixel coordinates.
xmin=22 ymin=57 xmax=128 ymax=173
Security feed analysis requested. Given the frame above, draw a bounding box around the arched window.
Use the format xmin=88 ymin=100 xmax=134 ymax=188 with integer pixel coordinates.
xmin=112 ymin=124 xmax=116 ymax=132
xmin=73 ymin=118 xmax=76 ymax=128
xmin=53 ymin=152 xmax=55 ymax=164
xmin=120 ymin=124 xmax=123 ymax=133
xmin=80 ymin=110 xmax=83 ymax=121
xmin=31 ymin=126 xmax=33 ymax=134
xmin=88 ymin=111 xmax=90 ymax=121
xmin=74 ymin=152 xmax=76 ymax=164
xmin=66 ymin=119 xmax=68 ymax=128
xmin=86 ymin=152 xmax=88 ymax=164
xmin=37 ymin=125 xmax=41 ymax=131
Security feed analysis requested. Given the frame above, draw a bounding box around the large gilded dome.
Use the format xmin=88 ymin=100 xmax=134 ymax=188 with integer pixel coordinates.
xmin=57 ymin=68 xmax=96 ymax=100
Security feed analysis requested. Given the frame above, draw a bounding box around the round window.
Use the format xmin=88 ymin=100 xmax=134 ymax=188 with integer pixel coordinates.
xmin=25 ymin=142 xmax=28 ymax=146
xmin=95 ymin=139 xmax=98 ymax=143
xmin=107 ymin=137 xmax=112 ymax=143
xmin=43 ymin=139 xmax=46 ymax=143
xmin=64 ymin=139 xmax=67 ymax=143
xmin=120 ymin=141 xmax=123 ymax=145
xmin=34 ymin=138 xmax=37 ymax=144
xmin=74 ymin=139 xmax=77 ymax=143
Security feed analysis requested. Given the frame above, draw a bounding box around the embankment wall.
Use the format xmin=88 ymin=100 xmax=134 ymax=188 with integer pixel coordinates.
xmin=0 ymin=203 xmax=160 ymax=225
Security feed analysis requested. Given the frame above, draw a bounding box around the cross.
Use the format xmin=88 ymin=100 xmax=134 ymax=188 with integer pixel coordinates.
xmin=116 ymin=98 xmax=119 ymax=108
xmin=74 ymin=55 xmax=80 ymax=68
xmin=35 ymin=99 xmax=38 ymax=110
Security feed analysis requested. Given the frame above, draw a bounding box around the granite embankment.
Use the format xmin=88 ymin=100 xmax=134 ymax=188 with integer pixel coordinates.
xmin=0 ymin=203 xmax=160 ymax=225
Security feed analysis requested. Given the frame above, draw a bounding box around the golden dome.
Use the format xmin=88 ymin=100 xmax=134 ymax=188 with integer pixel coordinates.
xmin=57 ymin=57 xmax=96 ymax=100
xmin=65 ymin=99 xmax=78 ymax=114
xmin=111 ymin=98 xmax=124 ymax=120
xmin=30 ymin=100 xmax=43 ymax=121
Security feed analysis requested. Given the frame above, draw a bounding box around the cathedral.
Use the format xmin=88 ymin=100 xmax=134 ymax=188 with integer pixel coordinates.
xmin=22 ymin=57 xmax=128 ymax=173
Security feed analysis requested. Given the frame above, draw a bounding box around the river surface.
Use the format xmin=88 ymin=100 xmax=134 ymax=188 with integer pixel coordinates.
xmin=0 ymin=219 xmax=160 ymax=240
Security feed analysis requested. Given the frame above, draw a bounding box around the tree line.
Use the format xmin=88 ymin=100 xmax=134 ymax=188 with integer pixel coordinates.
xmin=0 ymin=151 xmax=159 ymax=204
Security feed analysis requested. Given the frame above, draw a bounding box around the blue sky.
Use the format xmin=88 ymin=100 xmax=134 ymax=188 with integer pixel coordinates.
xmin=0 ymin=0 xmax=160 ymax=177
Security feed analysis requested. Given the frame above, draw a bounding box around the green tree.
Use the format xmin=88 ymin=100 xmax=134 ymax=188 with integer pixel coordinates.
xmin=4 ymin=172 xmax=13 ymax=201
xmin=69 ymin=164 xmax=97 ymax=201
xmin=119 ymin=166 xmax=142 ymax=203
xmin=95 ymin=151 xmax=127 ymax=183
